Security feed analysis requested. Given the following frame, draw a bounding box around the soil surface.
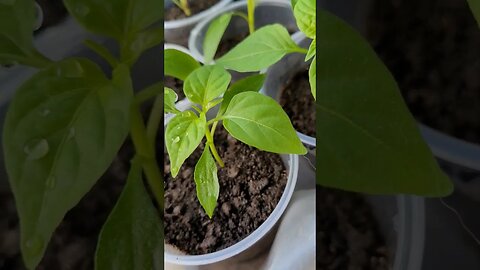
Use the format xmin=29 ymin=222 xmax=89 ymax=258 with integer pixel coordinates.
xmin=164 ymin=127 xmax=288 ymax=255
xmin=165 ymin=0 xmax=219 ymax=21
xmin=280 ymin=69 xmax=316 ymax=137
xmin=316 ymin=187 xmax=389 ymax=270
xmin=165 ymin=76 xmax=185 ymax=100
xmin=366 ymin=0 xmax=480 ymax=144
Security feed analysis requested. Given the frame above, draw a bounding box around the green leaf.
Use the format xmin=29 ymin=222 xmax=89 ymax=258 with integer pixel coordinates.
xmin=0 ymin=0 xmax=50 ymax=67
xmin=219 ymin=74 xmax=266 ymax=114
xmin=184 ymin=65 xmax=231 ymax=107
xmin=64 ymin=0 xmax=162 ymax=41
xmin=164 ymin=49 xmax=201 ymax=81
xmin=216 ymin=24 xmax=303 ymax=72
xmin=306 ymin=38 xmax=316 ymax=61
xmin=294 ymin=0 xmax=316 ymax=39
xmin=194 ymin=148 xmax=220 ymax=218
xmin=291 ymin=0 xmax=299 ymax=9
xmin=121 ymin=27 xmax=163 ymax=65
xmin=309 ymin=57 xmax=316 ymax=100
xmin=95 ymin=162 xmax=163 ymax=270
xmin=468 ymin=0 xmax=480 ymax=27
xmin=203 ymin=12 xmax=233 ymax=64
xmin=166 ymin=111 xmax=206 ymax=177
xmin=165 ymin=87 xmax=180 ymax=114
xmin=223 ymin=92 xmax=306 ymax=154
xmin=316 ymin=10 xmax=453 ymax=196
xmin=3 ymin=59 xmax=133 ymax=269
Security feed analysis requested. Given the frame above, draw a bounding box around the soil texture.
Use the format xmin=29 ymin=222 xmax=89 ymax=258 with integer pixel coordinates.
xmin=280 ymin=69 xmax=316 ymax=137
xmin=165 ymin=0 xmax=219 ymax=21
xmin=366 ymin=0 xmax=480 ymax=144
xmin=316 ymin=187 xmax=389 ymax=270
xmin=165 ymin=76 xmax=185 ymax=100
xmin=164 ymin=127 xmax=288 ymax=255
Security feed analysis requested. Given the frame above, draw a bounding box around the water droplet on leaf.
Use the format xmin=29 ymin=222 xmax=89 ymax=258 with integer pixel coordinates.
xmin=25 ymin=235 xmax=44 ymax=255
xmin=173 ymin=137 xmax=180 ymax=143
xmin=24 ymin=139 xmax=49 ymax=160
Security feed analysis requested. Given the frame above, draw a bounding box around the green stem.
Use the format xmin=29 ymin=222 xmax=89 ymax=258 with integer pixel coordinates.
xmin=146 ymin=95 xmax=163 ymax=146
xmin=247 ymin=0 xmax=256 ymax=34
xmin=292 ymin=47 xmax=309 ymax=55
xmin=84 ymin=39 xmax=119 ymax=69
xmin=205 ymin=127 xmax=224 ymax=167
xmin=130 ymin=102 xmax=164 ymax=212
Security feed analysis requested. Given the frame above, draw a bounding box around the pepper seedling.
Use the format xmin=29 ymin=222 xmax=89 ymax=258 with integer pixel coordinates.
xmin=172 ymin=0 xmax=192 ymax=16
xmin=165 ymin=62 xmax=307 ymax=218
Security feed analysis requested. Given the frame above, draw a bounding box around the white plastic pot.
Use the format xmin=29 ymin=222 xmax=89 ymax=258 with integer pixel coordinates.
xmin=164 ymin=103 xmax=300 ymax=268
xmin=164 ymin=0 xmax=232 ymax=46
xmin=188 ymin=0 xmax=299 ymax=64
xmin=262 ymin=32 xmax=315 ymax=149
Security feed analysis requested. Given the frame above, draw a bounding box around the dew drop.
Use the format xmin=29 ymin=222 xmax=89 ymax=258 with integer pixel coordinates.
xmin=25 ymin=235 xmax=44 ymax=255
xmin=173 ymin=137 xmax=180 ymax=143
xmin=46 ymin=176 xmax=56 ymax=190
xmin=75 ymin=4 xmax=90 ymax=16
xmin=24 ymin=139 xmax=49 ymax=160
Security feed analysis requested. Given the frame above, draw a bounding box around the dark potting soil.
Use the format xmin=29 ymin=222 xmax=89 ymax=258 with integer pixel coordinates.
xmin=366 ymin=0 xmax=480 ymax=144
xmin=165 ymin=76 xmax=185 ymax=100
xmin=165 ymin=0 xmax=219 ymax=21
xmin=164 ymin=127 xmax=288 ymax=255
xmin=316 ymin=187 xmax=389 ymax=270
xmin=280 ymin=69 xmax=316 ymax=137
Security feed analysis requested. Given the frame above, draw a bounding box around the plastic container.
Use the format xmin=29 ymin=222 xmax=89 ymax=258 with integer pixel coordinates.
xmin=188 ymin=0 xmax=299 ymax=64
xmin=164 ymin=103 xmax=300 ymax=268
xmin=262 ymin=32 xmax=315 ymax=149
xmin=164 ymin=0 xmax=232 ymax=46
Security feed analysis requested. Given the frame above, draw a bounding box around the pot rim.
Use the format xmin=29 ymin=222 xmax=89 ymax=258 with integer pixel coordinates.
xmin=164 ymin=0 xmax=233 ymax=29
xmin=164 ymin=103 xmax=300 ymax=266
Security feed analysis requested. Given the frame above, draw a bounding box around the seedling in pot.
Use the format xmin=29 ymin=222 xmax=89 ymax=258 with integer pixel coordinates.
xmin=165 ymin=62 xmax=307 ymax=217
xmin=172 ymin=0 xmax=192 ymax=16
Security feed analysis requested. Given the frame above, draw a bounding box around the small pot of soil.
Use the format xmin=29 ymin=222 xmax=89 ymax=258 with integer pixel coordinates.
xmin=163 ymin=104 xmax=299 ymax=267
xmin=164 ymin=0 xmax=233 ymax=46
xmin=263 ymin=32 xmax=315 ymax=149
xmin=324 ymin=0 xmax=480 ymax=200
xmin=188 ymin=0 xmax=299 ymax=81
xmin=316 ymin=187 xmax=426 ymax=270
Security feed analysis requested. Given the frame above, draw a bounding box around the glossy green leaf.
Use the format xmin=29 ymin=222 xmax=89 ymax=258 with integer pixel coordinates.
xmin=3 ymin=59 xmax=133 ymax=269
xmin=306 ymin=38 xmax=315 ymax=61
xmin=194 ymin=148 xmax=220 ymax=218
xmin=165 ymin=87 xmax=180 ymax=114
xmin=316 ymin=10 xmax=453 ymax=196
xmin=293 ymin=0 xmax=316 ymax=39
xmin=64 ymin=0 xmax=161 ymax=41
xmin=0 ymin=0 xmax=50 ymax=67
xmin=216 ymin=24 xmax=303 ymax=72
xmin=309 ymin=57 xmax=316 ymax=100
xmin=468 ymin=0 xmax=480 ymax=27
xmin=223 ymin=92 xmax=306 ymax=154
xmin=219 ymin=73 xmax=266 ymax=114
xmin=166 ymin=111 xmax=206 ymax=177
xmin=95 ymin=162 xmax=163 ymax=270
xmin=291 ymin=0 xmax=299 ymax=9
xmin=184 ymin=65 xmax=231 ymax=107
xmin=203 ymin=12 xmax=233 ymax=64
xmin=164 ymin=49 xmax=201 ymax=81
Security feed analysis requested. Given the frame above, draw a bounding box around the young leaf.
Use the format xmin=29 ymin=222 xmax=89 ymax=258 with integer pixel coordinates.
xmin=184 ymin=65 xmax=231 ymax=107
xmin=3 ymin=59 xmax=133 ymax=269
xmin=216 ymin=24 xmax=303 ymax=72
xmin=293 ymin=0 xmax=316 ymax=39
xmin=166 ymin=111 xmax=206 ymax=177
xmin=95 ymin=163 xmax=163 ymax=270
xmin=223 ymin=92 xmax=306 ymax=154
xmin=0 ymin=0 xmax=50 ymax=67
xmin=64 ymin=0 xmax=161 ymax=41
xmin=306 ymin=38 xmax=316 ymax=61
xmin=309 ymin=57 xmax=316 ymax=100
xmin=194 ymin=148 xmax=220 ymax=218
xmin=316 ymin=10 xmax=453 ymax=196
xmin=467 ymin=0 xmax=480 ymax=27
xmin=203 ymin=13 xmax=233 ymax=64
xmin=165 ymin=48 xmax=201 ymax=81
xmin=219 ymin=73 xmax=266 ymax=114
xmin=165 ymin=87 xmax=180 ymax=114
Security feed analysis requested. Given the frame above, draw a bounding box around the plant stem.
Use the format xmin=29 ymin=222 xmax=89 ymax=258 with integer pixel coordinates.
xmin=84 ymin=39 xmax=119 ymax=69
xmin=205 ymin=126 xmax=224 ymax=167
xmin=247 ymin=0 xmax=256 ymax=34
xmin=146 ymin=95 xmax=163 ymax=146
xmin=292 ymin=47 xmax=309 ymax=55
xmin=130 ymin=102 xmax=164 ymax=212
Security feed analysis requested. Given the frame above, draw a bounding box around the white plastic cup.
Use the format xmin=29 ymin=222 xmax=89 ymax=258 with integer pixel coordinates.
xmin=164 ymin=103 xmax=300 ymax=267
xmin=164 ymin=0 xmax=233 ymax=46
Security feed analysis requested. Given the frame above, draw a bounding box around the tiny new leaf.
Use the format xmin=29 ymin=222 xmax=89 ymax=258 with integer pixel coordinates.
xmin=183 ymin=65 xmax=231 ymax=107
xmin=165 ymin=87 xmax=180 ymax=114
xmin=223 ymin=92 xmax=307 ymax=154
xmin=194 ymin=148 xmax=220 ymax=218
xmin=166 ymin=111 xmax=206 ymax=177
xmin=95 ymin=163 xmax=163 ymax=270
xmin=3 ymin=59 xmax=133 ymax=269
xmin=316 ymin=10 xmax=453 ymax=196
xmin=164 ymin=48 xmax=201 ymax=81
xmin=203 ymin=12 xmax=233 ymax=64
